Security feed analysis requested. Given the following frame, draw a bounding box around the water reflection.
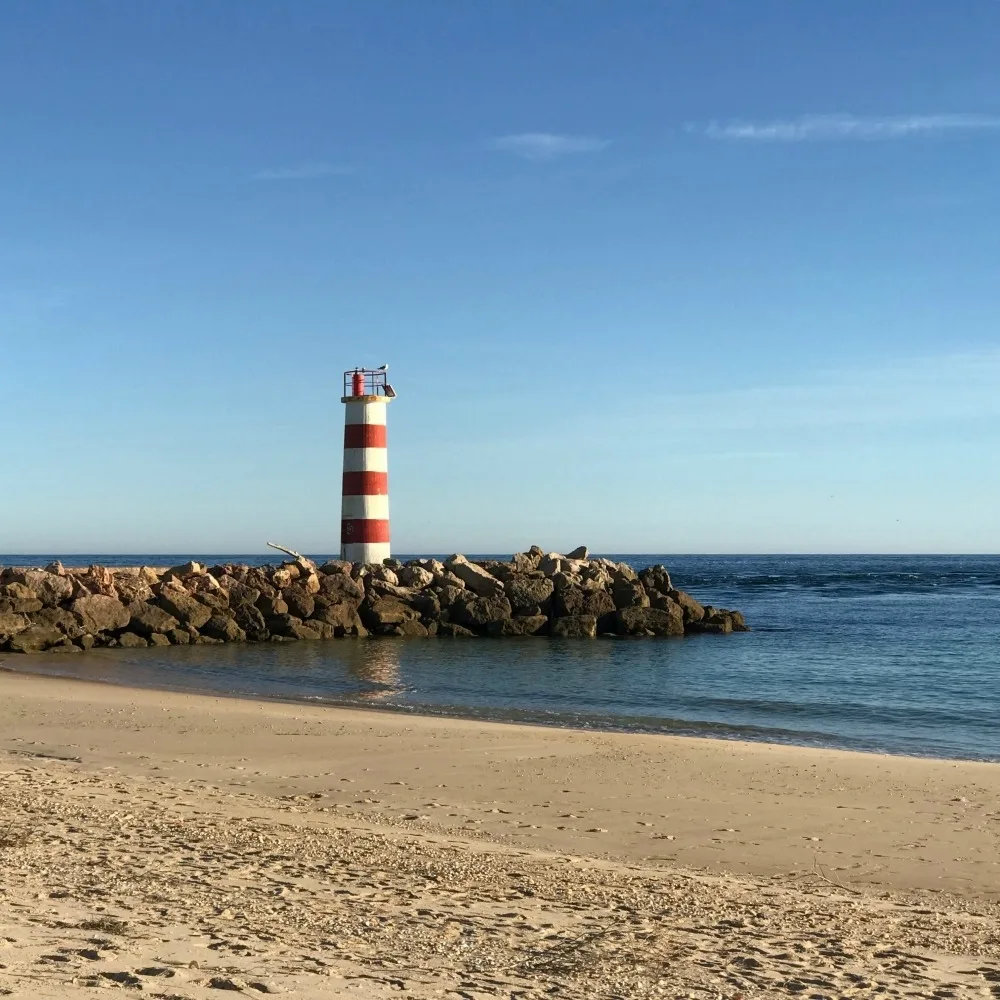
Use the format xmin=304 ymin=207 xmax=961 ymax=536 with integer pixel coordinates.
xmin=348 ymin=640 xmax=403 ymax=701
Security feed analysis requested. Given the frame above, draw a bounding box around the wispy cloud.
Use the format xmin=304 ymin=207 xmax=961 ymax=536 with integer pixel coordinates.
xmin=488 ymin=132 xmax=609 ymax=160
xmin=253 ymin=162 xmax=355 ymax=181
xmin=690 ymin=113 xmax=1000 ymax=142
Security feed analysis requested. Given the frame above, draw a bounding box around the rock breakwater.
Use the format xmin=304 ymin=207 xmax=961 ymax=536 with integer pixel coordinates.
xmin=0 ymin=547 xmax=747 ymax=653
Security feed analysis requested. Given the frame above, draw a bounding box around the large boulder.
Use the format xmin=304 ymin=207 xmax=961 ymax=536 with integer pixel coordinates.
xmin=553 ymin=586 xmax=615 ymax=622
xmin=113 ymin=572 xmax=154 ymax=606
xmin=232 ymin=603 xmax=269 ymax=641
xmin=282 ymin=585 xmax=315 ymax=620
xmin=0 ymin=612 xmax=31 ymax=637
xmin=565 ymin=545 xmax=589 ymax=560
xmin=436 ymin=622 xmax=476 ymax=637
xmin=256 ymin=593 xmax=288 ymax=617
xmin=156 ymin=585 xmax=212 ymax=629
xmin=486 ymin=615 xmax=547 ymax=637
xmin=639 ymin=565 xmax=672 ymax=596
xmin=616 ymin=605 xmax=684 ymax=637
xmin=166 ymin=561 xmax=206 ymax=580
xmin=199 ymin=614 xmax=247 ymax=643
xmin=117 ymin=632 xmax=149 ymax=649
xmin=317 ymin=572 xmax=365 ymax=607
xmin=9 ymin=571 xmax=73 ymax=607
xmin=127 ymin=603 xmax=181 ymax=638
xmin=667 ymin=589 xmax=704 ymax=623
xmin=382 ymin=619 xmax=429 ymax=637
xmin=396 ymin=565 xmax=434 ymax=589
xmin=311 ymin=602 xmax=368 ymax=637
xmin=551 ymin=615 xmax=597 ymax=638
xmin=0 ymin=596 xmax=42 ymax=614
xmin=70 ymin=595 xmax=130 ymax=634
xmin=444 ymin=555 xmax=504 ymax=597
xmin=504 ymin=575 xmax=554 ymax=616
xmin=449 ymin=593 xmax=512 ymax=632
xmin=8 ymin=625 xmax=71 ymax=652
xmin=612 ymin=579 xmax=649 ymax=610
xmin=29 ymin=607 xmax=84 ymax=640
xmin=319 ymin=560 xmax=353 ymax=575
xmin=360 ymin=596 xmax=420 ymax=631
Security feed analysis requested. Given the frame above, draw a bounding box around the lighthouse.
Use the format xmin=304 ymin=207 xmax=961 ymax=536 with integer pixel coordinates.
xmin=341 ymin=366 xmax=395 ymax=564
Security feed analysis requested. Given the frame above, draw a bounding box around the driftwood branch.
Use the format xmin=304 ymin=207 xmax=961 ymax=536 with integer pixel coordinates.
xmin=266 ymin=542 xmax=303 ymax=560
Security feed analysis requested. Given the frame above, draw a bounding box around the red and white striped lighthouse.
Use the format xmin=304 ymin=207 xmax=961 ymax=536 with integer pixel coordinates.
xmin=341 ymin=367 xmax=395 ymax=564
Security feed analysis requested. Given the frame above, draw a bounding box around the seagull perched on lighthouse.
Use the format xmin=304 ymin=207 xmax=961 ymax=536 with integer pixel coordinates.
xmin=378 ymin=363 xmax=388 ymax=371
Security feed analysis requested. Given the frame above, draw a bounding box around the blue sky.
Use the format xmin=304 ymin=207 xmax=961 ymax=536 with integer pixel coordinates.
xmin=2 ymin=1 xmax=998 ymax=554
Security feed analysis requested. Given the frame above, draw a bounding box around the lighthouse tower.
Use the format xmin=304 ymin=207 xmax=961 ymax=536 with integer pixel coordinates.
xmin=341 ymin=367 xmax=395 ymax=564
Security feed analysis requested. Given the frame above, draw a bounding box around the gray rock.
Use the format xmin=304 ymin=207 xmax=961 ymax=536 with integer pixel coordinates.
xmin=166 ymin=561 xmax=206 ymax=579
xmin=232 ymin=603 xmax=269 ymax=641
xmin=612 ymin=579 xmax=649 ymax=610
xmin=550 ymin=615 xmax=598 ymax=638
xmin=0 ymin=612 xmax=31 ymax=637
xmin=396 ymin=565 xmax=434 ymax=588
xmin=44 ymin=560 xmax=66 ymax=576
xmin=486 ymin=615 xmax=548 ymax=637
xmin=616 ymin=605 xmax=684 ymax=637
xmin=157 ymin=585 xmax=212 ymax=629
xmin=9 ymin=570 xmax=73 ymax=607
xmin=319 ymin=560 xmax=353 ymax=575
xmin=29 ymin=607 xmax=84 ymax=640
xmin=317 ymin=572 xmax=365 ymax=606
xmin=667 ymin=589 xmax=705 ymax=623
xmin=436 ymin=622 xmax=476 ymax=637
xmin=360 ymin=596 xmax=419 ymax=630
xmin=0 ymin=596 xmax=43 ymax=614
xmin=164 ymin=627 xmax=190 ymax=645
xmin=639 ymin=565 xmax=672 ymax=595
xmin=127 ymin=603 xmax=181 ymax=638
xmin=281 ymin=585 xmax=315 ymax=620
xmin=256 ymin=594 xmax=288 ymax=617
xmin=565 ymin=545 xmax=589 ymax=560
xmin=383 ymin=619 xmax=429 ymax=637
xmin=117 ymin=632 xmax=149 ymax=649
xmin=553 ymin=586 xmax=615 ymax=626
xmin=286 ymin=622 xmax=322 ymax=640
xmin=449 ymin=593 xmax=512 ymax=631
xmin=148 ymin=633 xmax=171 ymax=646
xmin=444 ymin=555 xmax=504 ymax=597
xmin=6 ymin=624 xmax=68 ymax=652
xmin=504 ymin=575 xmax=554 ymax=616
xmin=200 ymin=615 xmax=247 ymax=643
xmin=537 ymin=553 xmax=566 ymax=577
xmin=113 ymin=572 xmax=154 ymax=605
xmin=70 ymin=595 xmax=130 ymax=634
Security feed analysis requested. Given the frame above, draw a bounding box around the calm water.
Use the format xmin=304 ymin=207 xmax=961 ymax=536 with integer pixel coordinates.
xmin=3 ymin=554 xmax=999 ymax=762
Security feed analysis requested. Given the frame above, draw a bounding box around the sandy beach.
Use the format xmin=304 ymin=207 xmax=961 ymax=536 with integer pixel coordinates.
xmin=2 ymin=669 xmax=999 ymax=998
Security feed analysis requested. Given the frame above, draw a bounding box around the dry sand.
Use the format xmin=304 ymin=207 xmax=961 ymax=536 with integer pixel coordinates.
xmin=1 ymin=669 xmax=998 ymax=999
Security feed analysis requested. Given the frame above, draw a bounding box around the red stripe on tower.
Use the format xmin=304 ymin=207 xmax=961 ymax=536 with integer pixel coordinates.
xmin=341 ymin=519 xmax=392 ymax=544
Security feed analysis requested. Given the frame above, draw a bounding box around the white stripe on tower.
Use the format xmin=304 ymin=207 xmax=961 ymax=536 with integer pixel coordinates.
xmin=341 ymin=393 xmax=391 ymax=564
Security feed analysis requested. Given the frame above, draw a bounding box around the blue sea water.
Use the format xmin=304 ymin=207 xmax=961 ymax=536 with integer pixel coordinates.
xmin=3 ymin=554 xmax=999 ymax=762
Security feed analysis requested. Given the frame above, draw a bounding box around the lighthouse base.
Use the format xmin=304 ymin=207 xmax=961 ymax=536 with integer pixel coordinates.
xmin=342 ymin=542 xmax=391 ymax=564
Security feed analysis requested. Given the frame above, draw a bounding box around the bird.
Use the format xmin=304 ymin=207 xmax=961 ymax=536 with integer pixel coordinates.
xmin=377 ymin=363 xmax=389 ymax=371
xmin=384 ymin=383 xmax=397 ymax=398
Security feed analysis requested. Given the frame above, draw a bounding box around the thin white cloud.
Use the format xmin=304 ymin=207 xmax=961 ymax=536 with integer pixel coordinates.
xmin=253 ymin=162 xmax=355 ymax=181
xmin=691 ymin=113 xmax=1000 ymax=142
xmin=488 ymin=132 xmax=609 ymax=160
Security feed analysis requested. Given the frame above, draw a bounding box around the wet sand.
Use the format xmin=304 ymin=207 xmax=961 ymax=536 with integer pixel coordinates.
xmin=2 ymin=670 xmax=999 ymax=998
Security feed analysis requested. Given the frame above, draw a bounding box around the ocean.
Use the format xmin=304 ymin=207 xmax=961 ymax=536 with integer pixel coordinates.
xmin=3 ymin=554 xmax=999 ymax=762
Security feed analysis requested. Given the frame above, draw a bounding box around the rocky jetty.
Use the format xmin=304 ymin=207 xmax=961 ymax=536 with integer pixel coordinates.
xmin=0 ymin=547 xmax=747 ymax=653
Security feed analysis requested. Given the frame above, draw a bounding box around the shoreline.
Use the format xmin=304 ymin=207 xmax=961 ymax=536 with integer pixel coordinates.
xmin=3 ymin=669 xmax=999 ymax=896
xmin=5 ymin=656 xmax=1000 ymax=765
